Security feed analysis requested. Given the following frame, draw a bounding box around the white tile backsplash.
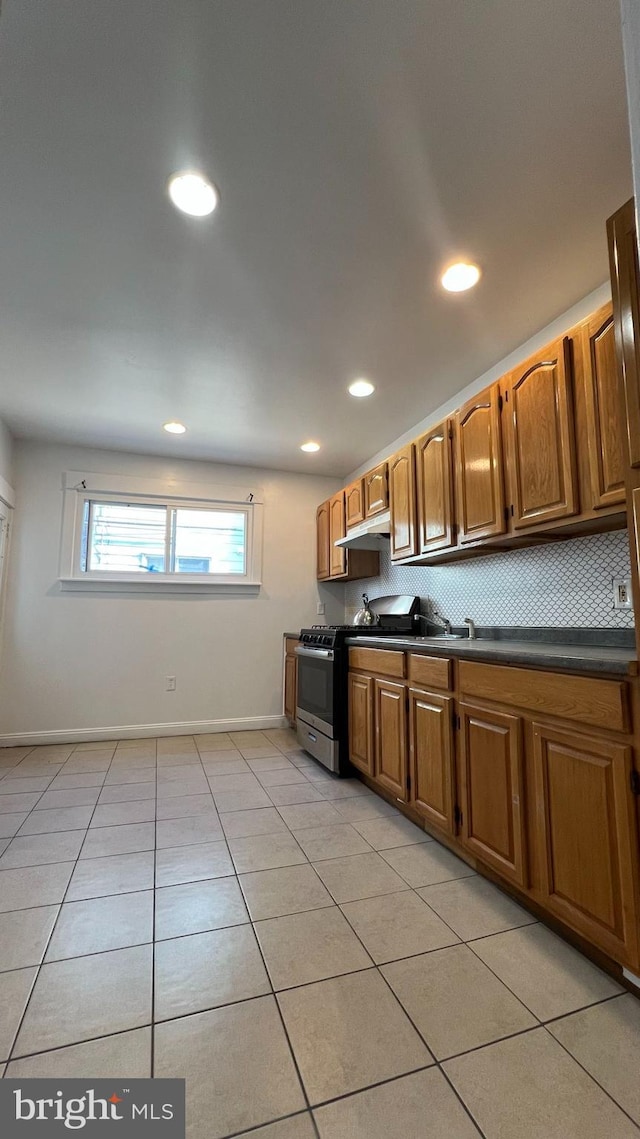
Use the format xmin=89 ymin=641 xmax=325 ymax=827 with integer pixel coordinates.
xmin=345 ymin=530 xmax=634 ymax=628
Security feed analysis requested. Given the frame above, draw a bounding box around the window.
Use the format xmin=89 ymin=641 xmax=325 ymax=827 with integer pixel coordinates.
xmin=60 ymin=472 xmax=263 ymax=590
xmin=83 ymin=501 xmax=247 ymax=576
xmin=0 ymin=503 xmax=12 ymax=645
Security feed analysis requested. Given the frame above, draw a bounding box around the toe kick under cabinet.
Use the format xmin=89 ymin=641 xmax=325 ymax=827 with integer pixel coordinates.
xmin=348 ymin=646 xmax=640 ymax=972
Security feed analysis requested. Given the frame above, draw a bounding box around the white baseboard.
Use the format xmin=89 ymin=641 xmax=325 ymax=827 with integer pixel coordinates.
xmin=0 ymin=715 xmax=288 ymax=748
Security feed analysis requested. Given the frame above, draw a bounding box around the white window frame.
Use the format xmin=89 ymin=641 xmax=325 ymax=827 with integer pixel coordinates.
xmin=0 ymin=499 xmax=13 ymax=650
xmin=59 ymin=471 xmax=263 ymax=592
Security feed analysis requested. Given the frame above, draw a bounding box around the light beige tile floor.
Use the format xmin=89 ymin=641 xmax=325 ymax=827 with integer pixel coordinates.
xmin=0 ymin=730 xmax=638 ymax=1139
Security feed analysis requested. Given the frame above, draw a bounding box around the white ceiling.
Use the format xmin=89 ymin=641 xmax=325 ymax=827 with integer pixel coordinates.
xmin=0 ymin=0 xmax=632 ymax=476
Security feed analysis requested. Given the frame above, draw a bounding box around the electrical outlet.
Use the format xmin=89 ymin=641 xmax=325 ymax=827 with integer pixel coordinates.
xmin=316 ymin=601 xmax=325 ymax=615
xmin=612 ymin=576 xmax=633 ymax=610
xmin=165 ymin=675 xmax=176 ymax=691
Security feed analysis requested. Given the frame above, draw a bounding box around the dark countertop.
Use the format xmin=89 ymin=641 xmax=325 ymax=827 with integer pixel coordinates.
xmin=345 ymin=634 xmax=638 ymax=676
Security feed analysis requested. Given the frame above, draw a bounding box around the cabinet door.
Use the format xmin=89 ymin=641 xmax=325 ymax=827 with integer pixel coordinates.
xmin=415 ymin=420 xmax=456 ymax=555
xmin=329 ymin=491 xmax=346 ymax=578
xmin=408 ymin=688 xmax=455 ymax=833
xmin=365 ymin=463 xmax=388 ymax=517
xmin=503 ymin=337 xmax=578 ymax=528
xmin=580 ymin=305 xmax=626 ymax=510
xmin=532 ymin=723 xmax=639 ymax=964
xmin=316 ymin=501 xmax=330 ymax=581
xmin=454 ymin=384 xmax=506 ymax=543
xmin=284 ymin=654 xmax=297 ymax=725
xmin=374 ymin=679 xmax=408 ymax=800
xmin=389 ymin=445 xmax=417 ymax=560
xmin=607 ymin=198 xmax=640 ymax=468
xmin=345 ymin=479 xmax=365 ymax=528
xmin=459 ymin=702 xmax=527 ymax=886
xmin=349 ymin=672 xmax=374 ymax=776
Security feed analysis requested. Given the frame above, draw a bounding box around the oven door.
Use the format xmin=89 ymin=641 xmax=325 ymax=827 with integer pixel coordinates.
xmin=295 ymin=645 xmax=334 ymax=737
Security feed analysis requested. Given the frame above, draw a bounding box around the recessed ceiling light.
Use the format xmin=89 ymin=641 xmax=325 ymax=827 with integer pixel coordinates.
xmin=440 ymin=261 xmax=481 ymax=292
xmin=348 ymin=378 xmax=375 ymax=398
xmin=163 ymin=421 xmax=187 ymax=435
xmin=300 ymin=441 xmax=320 ymax=452
xmin=167 ymin=172 xmax=218 ymax=217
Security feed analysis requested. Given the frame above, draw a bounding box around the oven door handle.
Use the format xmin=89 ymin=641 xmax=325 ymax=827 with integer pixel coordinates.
xmin=295 ymin=645 xmax=334 ymax=660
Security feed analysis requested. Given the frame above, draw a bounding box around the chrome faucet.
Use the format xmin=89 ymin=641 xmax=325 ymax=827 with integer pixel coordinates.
xmin=417 ymin=612 xmax=452 ymax=635
xmin=464 ymin=617 xmax=477 ymax=639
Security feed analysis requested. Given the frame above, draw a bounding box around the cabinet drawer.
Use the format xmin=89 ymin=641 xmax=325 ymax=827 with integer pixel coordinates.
xmin=458 ymin=660 xmax=629 ymax=733
xmin=349 ymin=647 xmax=406 ymax=679
xmin=408 ymin=654 xmax=452 ymax=691
xmin=284 ymin=637 xmax=300 ymax=656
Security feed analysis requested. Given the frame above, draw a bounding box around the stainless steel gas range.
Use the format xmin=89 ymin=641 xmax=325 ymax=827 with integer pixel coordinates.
xmin=295 ymin=595 xmax=420 ymax=774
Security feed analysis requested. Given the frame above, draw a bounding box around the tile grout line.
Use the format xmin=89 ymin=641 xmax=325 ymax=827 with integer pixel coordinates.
xmin=198 ymin=734 xmax=323 ymax=1135
xmin=232 ymin=829 xmax=317 ymax=1122
xmin=150 ymin=750 xmax=158 ymax=1080
xmin=540 ymin=1020 xmax=640 ymax=1133
xmin=364 ymin=857 xmax=640 ymax=1126
xmin=436 ymin=1064 xmax=491 ymax=1139
xmin=2 ymin=732 xmax=639 ymax=1131
xmin=5 ymin=743 xmax=121 ymax=1067
xmin=462 ymin=927 xmax=612 ymax=1026
xmin=297 ymin=870 xmax=513 ymax=1139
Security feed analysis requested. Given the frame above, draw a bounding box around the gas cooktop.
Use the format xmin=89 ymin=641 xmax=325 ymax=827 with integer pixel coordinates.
xmin=299 ymin=624 xmax=419 ymax=647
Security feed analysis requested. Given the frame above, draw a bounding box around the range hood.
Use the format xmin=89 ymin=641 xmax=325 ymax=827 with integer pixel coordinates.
xmin=334 ymin=509 xmax=391 ymax=550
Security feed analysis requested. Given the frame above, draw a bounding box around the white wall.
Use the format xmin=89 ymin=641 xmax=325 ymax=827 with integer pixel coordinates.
xmin=0 ymin=441 xmax=344 ymax=742
xmin=343 ymin=282 xmax=611 ymax=483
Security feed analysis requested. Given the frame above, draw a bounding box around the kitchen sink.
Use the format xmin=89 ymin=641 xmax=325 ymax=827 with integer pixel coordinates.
xmin=377 ymin=633 xmax=466 ymax=643
xmin=414 ymin=633 xmax=462 ymax=642
xmin=412 ymin=634 xmax=466 ymax=641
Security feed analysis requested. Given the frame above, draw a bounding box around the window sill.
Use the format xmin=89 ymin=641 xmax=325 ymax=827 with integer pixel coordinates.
xmin=58 ymin=576 xmax=261 ymax=594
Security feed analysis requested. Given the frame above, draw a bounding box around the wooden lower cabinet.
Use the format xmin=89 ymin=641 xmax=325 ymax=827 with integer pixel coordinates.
xmin=374 ymin=679 xmax=408 ymax=800
xmin=283 ymin=639 xmax=299 ymax=727
xmin=458 ymin=702 xmax=528 ymax=887
xmin=348 ymin=672 xmax=374 ymax=776
xmin=408 ymin=687 xmax=455 ymax=834
xmin=347 ymin=647 xmax=640 ymax=972
xmin=531 ymin=722 xmax=639 ymax=965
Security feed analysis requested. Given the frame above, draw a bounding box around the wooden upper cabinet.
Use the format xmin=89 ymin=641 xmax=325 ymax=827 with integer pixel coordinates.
xmin=408 ymin=688 xmax=455 ymax=834
xmin=345 ymin=479 xmax=365 ymax=528
xmin=458 ymin=702 xmax=527 ymax=886
xmin=532 ymin=722 xmax=639 ymax=965
xmin=608 ymin=198 xmax=640 ymax=468
xmin=316 ymin=500 xmax=330 ymax=580
xmin=389 ymin=445 xmax=418 ymax=560
xmin=364 ymin=462 xmax=389 ymax=517
xmin=578 ymin=304 xmax=626 ymax=510
xmin=454 ymin=383 xmax=506 ymax=543
xmin=329 ymin=491 xmax=346 ymax=578
xmin=349 ymin=672 xmax=374 ymax=777
xmin=502 ymin=337 xmax=578 ymax=529
xmin=415 ymin=421 xmax=456 ymax=555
